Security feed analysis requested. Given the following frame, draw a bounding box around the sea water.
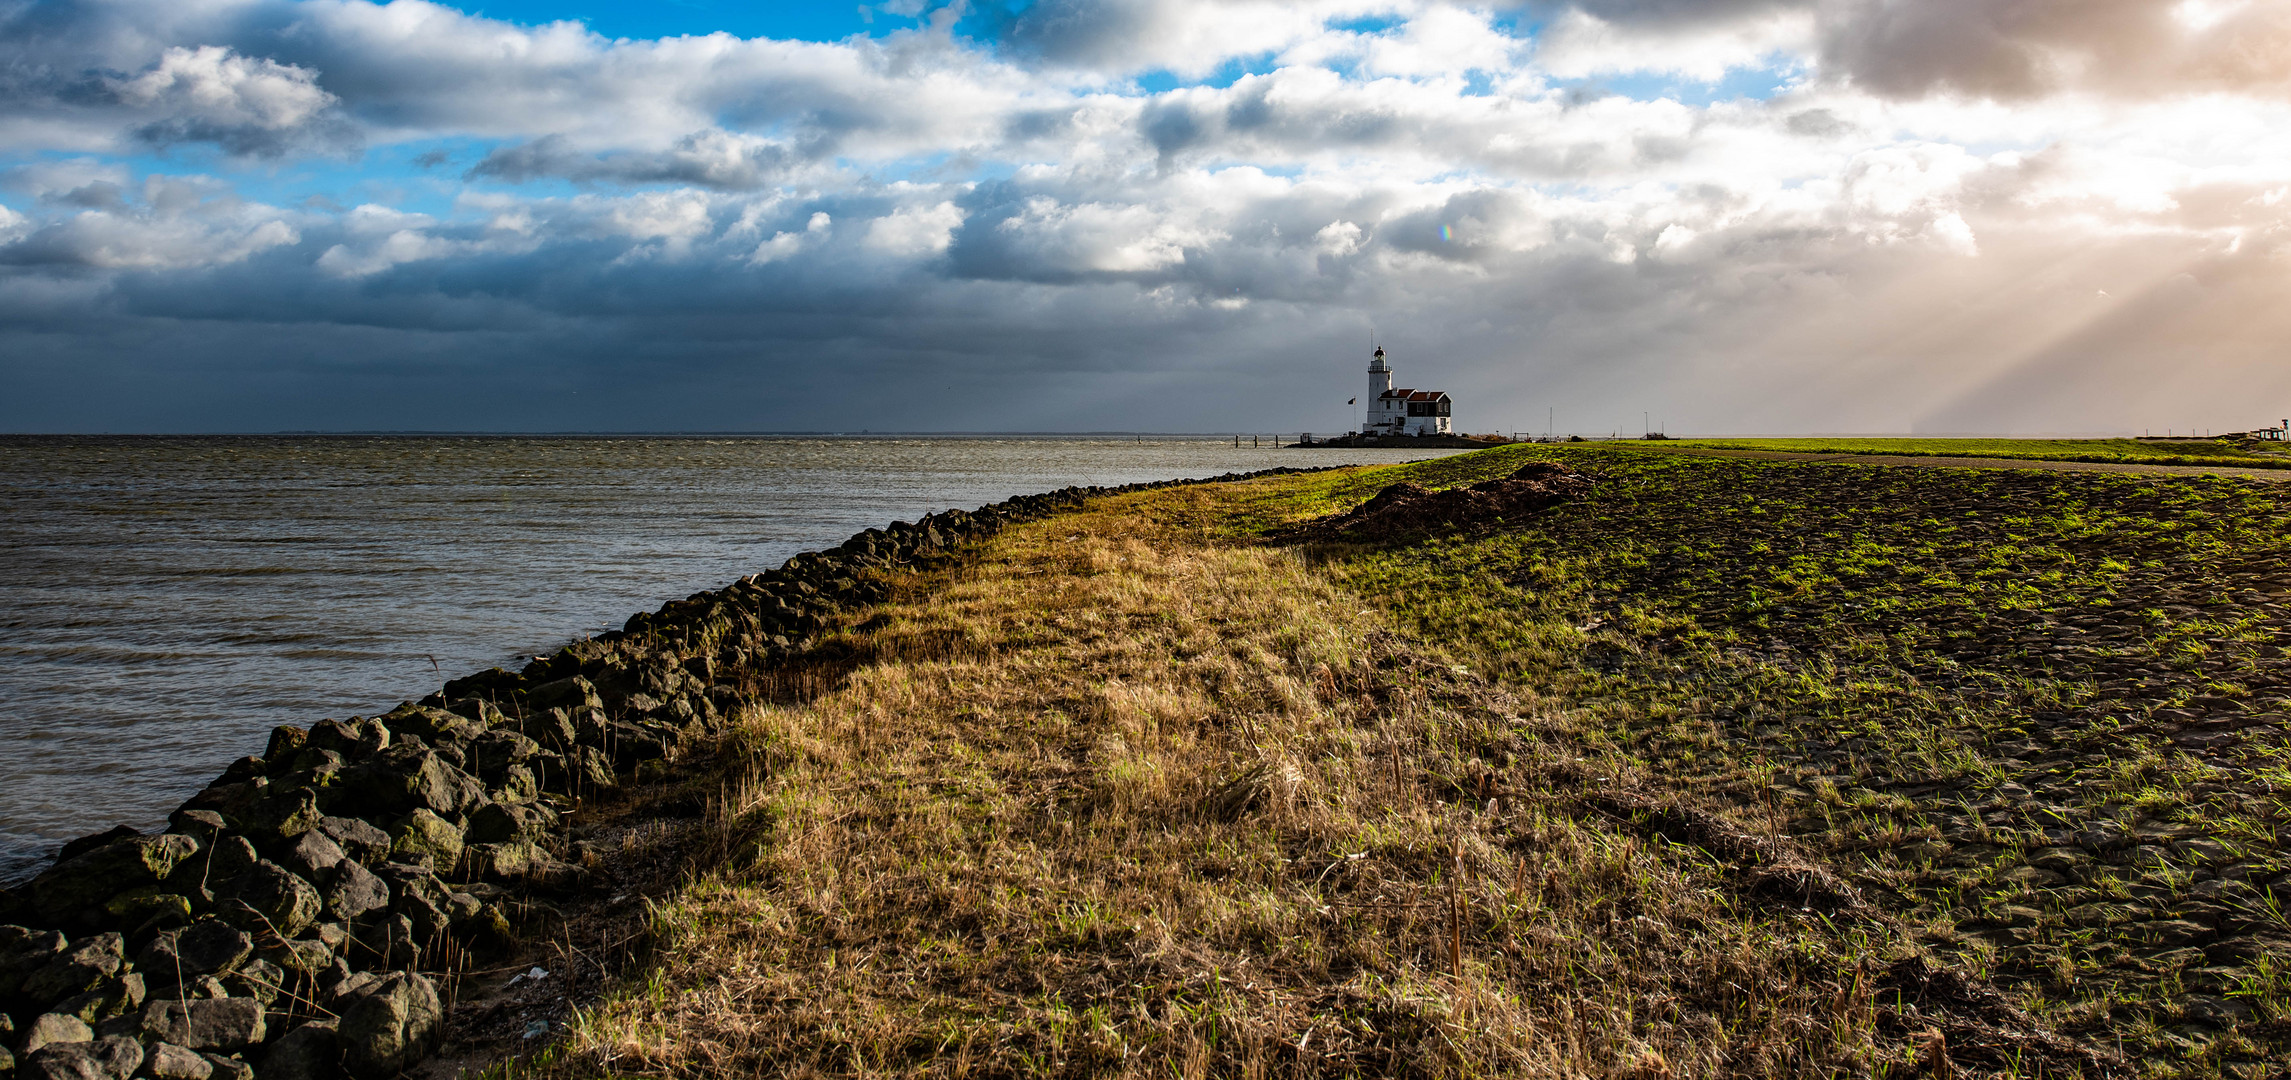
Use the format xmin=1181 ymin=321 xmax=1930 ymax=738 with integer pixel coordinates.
xmin=0 ymin=435 xmax=1461 ymax=881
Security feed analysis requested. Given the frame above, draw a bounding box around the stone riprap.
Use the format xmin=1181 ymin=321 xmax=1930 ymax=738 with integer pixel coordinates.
xmin=0 ymin=468 xmax=1325 ymax=1080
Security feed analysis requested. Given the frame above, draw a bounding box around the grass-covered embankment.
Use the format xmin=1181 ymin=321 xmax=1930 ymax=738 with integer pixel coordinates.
xmin=1246 ymin=445 xmax=2291 ymax=1076
xmin=511 ymin=448 xmax=2219 ymax=1078
xmin=1656 ymin=437 xmax=2291 ymax=470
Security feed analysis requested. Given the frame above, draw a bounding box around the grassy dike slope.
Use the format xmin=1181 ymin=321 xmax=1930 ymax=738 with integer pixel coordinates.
xmin=1657 ymin=438 xmax=2291 ymax=471
xmin=527 ymin=445 xmax=2291 ymax=1078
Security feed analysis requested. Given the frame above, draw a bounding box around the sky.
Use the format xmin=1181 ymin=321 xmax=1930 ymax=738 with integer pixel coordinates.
xmin=1 ymin=0 xmax=2288 ymax=434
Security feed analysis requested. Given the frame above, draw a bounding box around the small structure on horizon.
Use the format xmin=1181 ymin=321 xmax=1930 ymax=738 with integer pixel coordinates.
xmin=1361 ymin=346 xmax=1452 ymax=436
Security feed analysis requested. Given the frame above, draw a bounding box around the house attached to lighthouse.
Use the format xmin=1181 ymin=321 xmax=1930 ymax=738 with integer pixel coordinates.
xmin=1362 ymin=346 xmax=1452 ymax=436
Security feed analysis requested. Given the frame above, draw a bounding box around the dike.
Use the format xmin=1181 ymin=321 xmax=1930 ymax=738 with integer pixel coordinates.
xmin=0 ymin=465 xmax=1336 ymax=1080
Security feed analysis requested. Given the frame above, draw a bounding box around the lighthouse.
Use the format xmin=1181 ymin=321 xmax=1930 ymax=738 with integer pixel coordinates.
xmin=1360 ymin=346 xmax=1452 ymax=436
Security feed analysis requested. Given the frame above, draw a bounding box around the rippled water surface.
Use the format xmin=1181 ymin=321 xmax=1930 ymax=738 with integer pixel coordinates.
xmin=0 ymin=435 xmax=1461 ymax=881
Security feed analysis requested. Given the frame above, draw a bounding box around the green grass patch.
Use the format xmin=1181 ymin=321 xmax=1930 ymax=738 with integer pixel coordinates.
xmin=1654 ymin=437 xmax=2291 ymax=470
xmin=1239 ymin=444 xmax=2291 ymax=1076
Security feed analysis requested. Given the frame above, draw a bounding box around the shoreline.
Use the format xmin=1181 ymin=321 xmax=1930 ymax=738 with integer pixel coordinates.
xmin=0 ymin=465 xmax=1339 ymax=1079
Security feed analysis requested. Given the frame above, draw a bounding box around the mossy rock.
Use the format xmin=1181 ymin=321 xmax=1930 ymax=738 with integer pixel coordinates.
xmin=389 ymin=810 xmax=465 ymax=869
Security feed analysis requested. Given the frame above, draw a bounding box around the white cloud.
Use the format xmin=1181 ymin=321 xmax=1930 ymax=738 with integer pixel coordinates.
xmin=112 ymin=45 xmax=336 ymax=131
xmin=750 ymin=210 xmax=832 ymax=265
xmin=32 ymin=209 xmax=298 ymax=270
xmin=865 ymin=199 xmax=964 ymax=256
xmin=2 ymin=0 xmax=2290 ymax=434
xmin=1535 ymin=6 xmax=1812 ymax=82
xmin=999 ymin=0 xmax=1399 ymax=77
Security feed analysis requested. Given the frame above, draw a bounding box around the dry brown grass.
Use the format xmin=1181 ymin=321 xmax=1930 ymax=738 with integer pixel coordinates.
xmin=524 ymin=482 xmax=1983 ymax=1078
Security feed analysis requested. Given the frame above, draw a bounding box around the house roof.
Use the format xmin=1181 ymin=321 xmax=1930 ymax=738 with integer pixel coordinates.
xmin=1379 ymin=388 xmax=1449 ymax=401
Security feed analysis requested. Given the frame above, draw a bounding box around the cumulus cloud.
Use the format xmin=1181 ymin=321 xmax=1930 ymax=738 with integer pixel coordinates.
xmin=1 ymin=183 xmax=300 ymax=271
xmin=111 ymin=44 xmax=343 ymax=154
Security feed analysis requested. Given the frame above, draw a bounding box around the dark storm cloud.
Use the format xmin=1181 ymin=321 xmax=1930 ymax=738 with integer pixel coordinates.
xmin=469 ymin=132 xmax=806 ymax=191
xmin=984 ymin=0 xmax=1168 ymax=68
xmin=1817 ymin=0 xmax=2291 ymax=100
xmin=1525 ymin=0 xmax=2291 ymax=99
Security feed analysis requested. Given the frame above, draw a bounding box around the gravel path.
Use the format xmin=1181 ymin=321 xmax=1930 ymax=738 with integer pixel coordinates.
xmin=1632 ymin=445 xmax=2291 ymax=481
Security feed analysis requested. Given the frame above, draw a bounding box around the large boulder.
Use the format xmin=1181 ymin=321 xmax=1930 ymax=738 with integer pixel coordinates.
xmin=441 ymin=666 xmax=522 ymax=701
xmin=23 ymin=837 xmax=199 ymax=926
xmin=464 ymin=730 xmax=540 ymax=782
xmin=383 ymin=871 xmax=452 ymax=942
xmin=162 ymin=834 xmax=258 ymax=899
xmin=138 ymin=998 xmax=266 ymax=1052
xmin=266 ymin=749 xmax=345 ymax=793
xmin=52 ymin=828 xmax=141 ymax=866
xmin=21 ymin=1034 xmax=140 ymax=1080
xmin=491 ymin=763 xmax=540 ymax=804
xmin=464 ymin=802 xmax=555 ymax=845
xmin=210 ymin=784 xmax=322 ymax=844
xmin=519 ymin=709 xmax=579 ymax=751
xmin=163 ymin=810 xmax=225 ymax=841
xmin=352 ymin=914 xmax=417 ymax=970
xmin=200 ymin=1052 xmax=254 ymax=1080
xmin=377 ymin=704 xmax=482 ymax=745
xmin=214 ymin=863 xmax=319 ymax=937
xmin=258 ymin=1021 xmax=339 ymax=1080
xmin=304 ymin=719 xmax=390 ymax=761
xmin=277 ymin=832 xmax=345 ymax=881
xmin=337 ymin=973 xmax=441 ymax=1079
xmin=0 ymin=926 xmax=68 ymax=1000
xmin=321 ymin=861 xmax=389 ymax=922
xmin=143 ymin=1042 xmax=213 ymax=1080
xmin=263 ymin=725 xmax=308 ymax=763
xmin=221 ymin=957 xmax=282 ymax=1006
xmin=333 ymin=749 xmax=482 ymax=818
xmin=316 ymin=818 xmax=390 ymax=867
xmin=20 ymin=934 xmax=123 ymax=1003
xmin=99 ymin=890 xmax=190 ymax=934
xmin=524 ymin=675 xmax=601 ymax=715
xmin=17 ymin=1012 xmax=91 ymax=1056
xmin=388 ymin=811 xmax=464 ymax=869
xmin=137 ymin=920 xmax=253 ymax=987
xmin=52 ymin=972 xmax=142 ymax=1025
xmin=600 ymin=722 xmax=670 ymax=768
xmin=254 ymin=936 xmax=333 ymax=978
xmin=459 ymin=843 xmax=541 ymax=882
xmin=444 ymin=698 xmax=512 ymax=729
xmin=536 ymin=746 xmax=616 ymax=796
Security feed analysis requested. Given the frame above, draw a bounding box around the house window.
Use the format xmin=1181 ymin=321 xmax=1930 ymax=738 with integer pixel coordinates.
xmin=1437 ymin=400 xmax=1450 ymax=417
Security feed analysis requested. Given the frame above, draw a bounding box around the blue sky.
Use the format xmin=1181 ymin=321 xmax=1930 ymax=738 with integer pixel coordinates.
xmin=1 ymin=0 xmax=2287 ymax=434
xmin=463 ymin=0 xmax=907 ymax=43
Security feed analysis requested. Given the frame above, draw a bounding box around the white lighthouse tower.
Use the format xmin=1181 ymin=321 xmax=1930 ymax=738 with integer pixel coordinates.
xmin=1360 ymin=345 xmax=1452 ymax=436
